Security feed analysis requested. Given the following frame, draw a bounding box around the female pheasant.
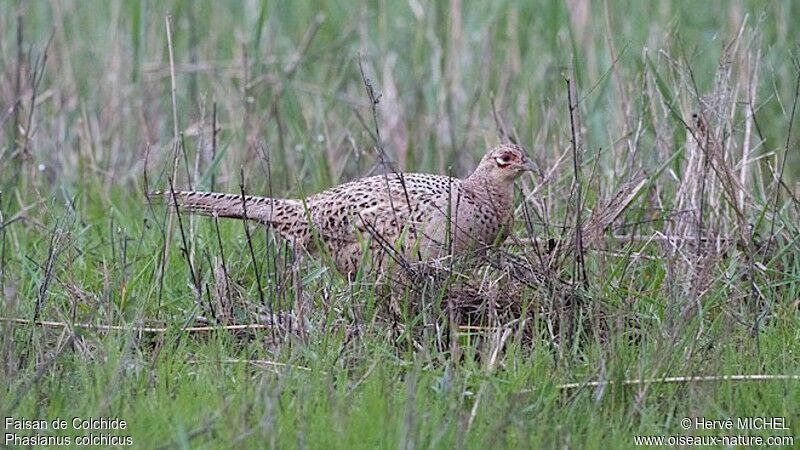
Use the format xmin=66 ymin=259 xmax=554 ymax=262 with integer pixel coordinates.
xmin=156 ymin=144 xmax=536 ymax=275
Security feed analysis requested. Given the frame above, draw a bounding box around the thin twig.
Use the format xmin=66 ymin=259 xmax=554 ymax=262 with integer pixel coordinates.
xmin=168 ymin=178 xmax=202 ymax=302
xmin=0 ymin=317 xmax=275 ymax=333
xmin=210 ymin=101 xmax=218 ymax=192
xmin=212 ymin=216 xmax=233 ymax=321
xmin=565 ymin=75 xmax=587 ymax=288
xmin=186 ymin=358 xmax=312 ymax=372
xmin=239 ymin=170 xmax=275 ymax=341
xmin=553 ymin=374 xmax=800 ymax=390
xmin=356 ymin=55 xmax=413 ymax=224
xmin=165 ymin=14 xmax=180 ymax=154
xmin=159 ymin=14 xmax=182 ymax=315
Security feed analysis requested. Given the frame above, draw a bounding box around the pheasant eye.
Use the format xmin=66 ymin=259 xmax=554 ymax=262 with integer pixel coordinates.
xmin=495 ymin=154 xmax=512 ymax=166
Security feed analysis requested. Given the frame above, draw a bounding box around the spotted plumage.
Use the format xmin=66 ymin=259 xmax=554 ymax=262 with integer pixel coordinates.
xmin=154 ymin=144 xmax=536 ymax=274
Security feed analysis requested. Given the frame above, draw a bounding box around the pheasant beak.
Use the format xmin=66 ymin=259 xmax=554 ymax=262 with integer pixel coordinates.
xmin=522 ymin=157 xmax=540 ymax=175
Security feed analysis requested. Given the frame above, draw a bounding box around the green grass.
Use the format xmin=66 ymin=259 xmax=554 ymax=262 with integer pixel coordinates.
xmin=2 ymin=0 xmax=800 ymax=448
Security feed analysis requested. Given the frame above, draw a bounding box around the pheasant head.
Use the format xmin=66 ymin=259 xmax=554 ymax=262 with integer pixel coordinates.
xmin=468 ymin=144 xmax=538 ymax=185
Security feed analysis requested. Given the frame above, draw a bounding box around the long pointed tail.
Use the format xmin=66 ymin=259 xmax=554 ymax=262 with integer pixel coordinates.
xmin=151 ymin=190 xmax=303 ymax=227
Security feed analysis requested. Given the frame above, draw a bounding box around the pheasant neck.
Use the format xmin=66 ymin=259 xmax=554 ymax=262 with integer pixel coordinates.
xmin=462 ymin=172 xmax=515 ymax=214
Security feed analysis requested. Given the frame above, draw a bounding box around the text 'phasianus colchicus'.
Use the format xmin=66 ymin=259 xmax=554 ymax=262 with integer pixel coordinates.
xmin=156 ymin=144 xmax=536 ymax=275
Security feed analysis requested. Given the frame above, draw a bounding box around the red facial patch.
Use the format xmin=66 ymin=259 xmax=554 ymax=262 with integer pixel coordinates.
xmin=495 ymin=152 xmax=518 ymax=168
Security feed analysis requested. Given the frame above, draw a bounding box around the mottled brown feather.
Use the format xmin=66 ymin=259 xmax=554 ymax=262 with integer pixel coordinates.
xmin=153 ymin=144 xmax=536 ymax=274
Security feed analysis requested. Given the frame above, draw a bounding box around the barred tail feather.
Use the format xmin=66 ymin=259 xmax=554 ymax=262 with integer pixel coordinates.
xmin=150 ymin=190 xmax=302 ymax=226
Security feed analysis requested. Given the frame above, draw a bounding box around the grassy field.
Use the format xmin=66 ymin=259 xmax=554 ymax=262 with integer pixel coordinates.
xmin=2 ymin=0 xmax=799 ymax=448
